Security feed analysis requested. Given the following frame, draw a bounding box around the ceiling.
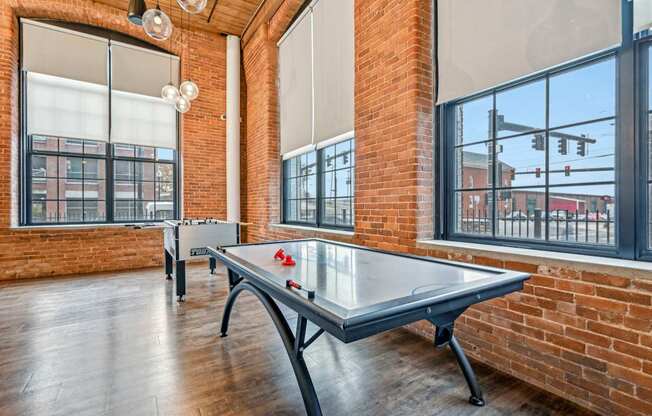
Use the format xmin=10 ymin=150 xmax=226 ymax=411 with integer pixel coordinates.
xmin=95 ymin=0 xmax=262 ymax=36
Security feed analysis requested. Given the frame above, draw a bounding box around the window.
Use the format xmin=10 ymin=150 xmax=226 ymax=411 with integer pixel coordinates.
xmin=445 ymin=56 xmax=618 ymax=251
xmin=26 ymin=136 xmax=175 ymax=225
xmin=20 ymin=20 xmax=178 ymax=225
xmin=29 ymin=136 xmax=107 ymax=223
xmin=112 ymin=143 xmax=176 ymax=222
xmin=283 ymin=138 xmax=355 ymax=229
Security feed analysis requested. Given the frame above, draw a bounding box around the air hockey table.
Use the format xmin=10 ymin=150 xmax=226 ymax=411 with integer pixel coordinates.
xmin=206 ymin=239 xmax=530 ymax=416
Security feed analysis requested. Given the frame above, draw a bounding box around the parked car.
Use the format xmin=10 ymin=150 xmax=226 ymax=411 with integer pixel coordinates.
xmin=549 ymin=211 xmax=567 ymax=219
xmin=505 ymin=211 xmax=528 ymax=220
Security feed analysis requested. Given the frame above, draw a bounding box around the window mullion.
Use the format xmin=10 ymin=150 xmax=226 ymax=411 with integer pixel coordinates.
xmin=491 ymin=92 xmax=497 ymax=238
xmin=316 ymin=148 xmax=322 ymax=227
xmin=544 ymin=74 xmax=550 ymax=242
xmin=617 ymin=0 xmax=637 ymax=259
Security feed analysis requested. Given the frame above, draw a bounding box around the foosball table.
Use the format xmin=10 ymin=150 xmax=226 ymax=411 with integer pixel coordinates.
xmin=163 ymin=219 xmax=240 ymax=301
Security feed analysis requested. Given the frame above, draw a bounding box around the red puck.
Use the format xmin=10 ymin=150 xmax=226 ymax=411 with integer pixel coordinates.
xmin=274 ymin=249 xmax=286 ymax=260
xmin=281 ymin=254 xmax=296 ymax=266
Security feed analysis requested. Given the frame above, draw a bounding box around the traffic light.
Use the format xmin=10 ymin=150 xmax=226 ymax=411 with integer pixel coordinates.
xmin=577 ymin=141 xmax=586 ymax=156
xmin=565 ymin=165 xmax=571 ymax=177
xmin=531 ymin=134 xmax=544 ymax=151
xmin=558 ymin=138 xmax=567 ymax=155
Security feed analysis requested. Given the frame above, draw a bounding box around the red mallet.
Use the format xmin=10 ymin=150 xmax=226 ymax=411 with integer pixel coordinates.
xmin=281 ymin=255 xmax=296 ymax=266
xmin=286 ymin=279 xmax=315 ymax=299
xmin=274 ymin=249 xmax=286 ymax=260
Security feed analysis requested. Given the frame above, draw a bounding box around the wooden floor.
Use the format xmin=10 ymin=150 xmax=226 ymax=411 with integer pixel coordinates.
xmin=0 ymin=264 xmax=597 ymax=416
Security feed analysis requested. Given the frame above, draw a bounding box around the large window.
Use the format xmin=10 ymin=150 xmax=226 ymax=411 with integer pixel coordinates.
xmin=283 ymin=138 xmax=355 ymax=229
xmin=436 ymin=0 xmax=652 ymax=260
xmin=448 ymin=57 xmax=616 ymax=248
xmin=27 ymin=136 xmax=176 ymax=224
xmin=20 ymin=20 xmax=179 ymax=225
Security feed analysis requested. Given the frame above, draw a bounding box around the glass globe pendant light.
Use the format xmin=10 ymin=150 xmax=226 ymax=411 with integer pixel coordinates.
xmin=175 ymin=95 xmax=191 ymax=113
xmin=179 ymin=80 xmax=199 ymax=101
xmin=161 ymin=83 xmax=180 ymax=103
xmin=142 ymin=1 xmax=173 ymax=41
xmin=176 ymin=0 xmax=207 ymax=14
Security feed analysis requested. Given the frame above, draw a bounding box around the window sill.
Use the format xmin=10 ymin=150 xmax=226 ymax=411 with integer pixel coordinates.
xmin=416 ymin=239 xmax=652 ymax=278
xmin=13 ymin=222 xmax=165 ymax=231
xmin=270 ymin=223 xmax=354 ymax=237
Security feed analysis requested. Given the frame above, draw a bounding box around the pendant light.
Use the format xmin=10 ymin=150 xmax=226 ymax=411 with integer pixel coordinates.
xmin=179 ymin=80 xmax=199 ymax=101
xmin=176 ymin=0 xmax=207 ymax=14
xmin=162 ymin=30 xmax=180 ymax=104
xmin=128 ymin=0 xmax=148 ymax=25
xmin=143 ymin=1 xmax=173 ymax=41
xmin=176 ymin=6 xmax=199 ymax=107
xmin=162 ymin=82 xmax=180 ymax=103
xmin=175 ymin=95 xmax=191 ymax=113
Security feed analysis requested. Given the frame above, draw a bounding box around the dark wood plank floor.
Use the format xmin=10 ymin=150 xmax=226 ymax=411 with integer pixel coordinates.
xmin=0 ymin=264 xmax=597 ymax=416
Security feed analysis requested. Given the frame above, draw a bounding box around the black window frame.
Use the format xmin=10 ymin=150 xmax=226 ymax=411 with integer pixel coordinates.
xmin=18 ymin=20 xmax=180 ymax=226
xmin=25 ymin=136 xmax=178 ymax=225
xmin=282 ymin=138 xmax=355 ymax=231
xmin=436 ymin=0 xmax=646 ymax=261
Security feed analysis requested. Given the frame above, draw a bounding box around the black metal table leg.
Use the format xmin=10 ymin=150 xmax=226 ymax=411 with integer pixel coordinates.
xmin=227 ymin=269 xmax=242 ymax=291
xmin=219 ymin=281 xmax=323 ymax=416
xmin=209 ymin=257 xmax=217 ymax=275
xmin=175 ymin=260 xmax=186 ymax=302
xmin=165 ymin=250 xmax=173 ymax=280
xmin=449 ymin=335 xmax=485 ymax=406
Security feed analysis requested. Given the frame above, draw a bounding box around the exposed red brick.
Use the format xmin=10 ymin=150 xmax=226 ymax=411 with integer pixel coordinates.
xmin=609 ymin=390 xmax=652 ymax=415
xmin=534 ymin=286 xmax=575 ymax=303
xmin=587 ymin=321 xmax=639 ymax=344
xmin=613 ymin=340 xmax=652 ymax=362
xmin=556 ymin=279 xmax=595 ymax=295
xmin=608 ymin=364 xmax=652 ymax=390
xmin=546 ymin=333 xmax=585 ymax=353
xmin=528 ymin=274 xmax=556 ymax=288
xmin=595 ymin=286 xmax=651 ymax=306
xmin=587 ymin=346 xmax=642 ymax=370
xmin=581 ymin=272 xmax=631 ymax=288
xmin=566 ymin=373 xmax=609 ymax=397
xmin=576 ymin=294 xmax=629 ymax=313
xmin=561 ymin=350 xmax=607 ymax=372
xmin=565 ymin=327 xmax=611 ymax=348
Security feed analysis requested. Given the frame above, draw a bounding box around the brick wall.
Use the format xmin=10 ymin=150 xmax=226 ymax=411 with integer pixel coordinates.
xmin=411 ymin=247 xmax=652 ymax=416
xmin=239 ymin=1 xmax=652 ymax=415
xmin=0 ymin=0 xmax=227 ymax=279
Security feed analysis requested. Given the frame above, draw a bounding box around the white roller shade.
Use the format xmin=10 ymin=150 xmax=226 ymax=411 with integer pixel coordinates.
xmin=111 ymin=42 xmax=179 ymax=97
xmin=437 ymin=0 xmax=622 ymax=104
xmin=312 ymin=0 xmax=354 ymax=145
xmin=635 ymin=0 xmax=652 ymax=33
xmin=27 ymin=72 xmax=109 ymax=141
xmin=111 ymin=90 xmax=177 ymax=149
xmin=21 ymin=19 xmax=108 ymax=86
xmin=278 ymin=12 xmax=314 ymax=155
xmin=110 ymin=42 xmax=178 ymax=148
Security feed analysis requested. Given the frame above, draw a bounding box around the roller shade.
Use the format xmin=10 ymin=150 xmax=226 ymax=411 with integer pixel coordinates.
xmin=278 ymin=12 xmax=314 ymax=156
xmin=21 ymin=19 xmax=108 ymax=86
xmin=111 ymin=90 xmax=177 ymax=149
xmin=110 ymin=42 xmax=178 ymax=149
xmin=437 ymin=0 xmax=622 ymax=104
xmin=26 ymin=72 xmax=109 ymax=141
xmin=635 ymin=0 xmax=652 ymax=33
xmin=312 ymin=0 xmax=354 ymax=145
xmin=111 ymin=42 xmax=179 ymax=97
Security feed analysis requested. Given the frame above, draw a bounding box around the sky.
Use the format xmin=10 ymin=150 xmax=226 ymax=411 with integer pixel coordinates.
xmin=456 ymin=57 xmax=617 ymax=197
